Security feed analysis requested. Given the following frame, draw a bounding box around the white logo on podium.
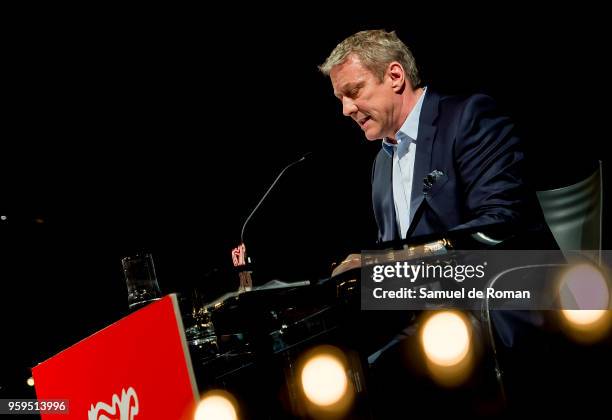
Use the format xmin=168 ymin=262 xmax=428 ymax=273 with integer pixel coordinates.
xmin=88 ymin=387 xmax=139 ymax=420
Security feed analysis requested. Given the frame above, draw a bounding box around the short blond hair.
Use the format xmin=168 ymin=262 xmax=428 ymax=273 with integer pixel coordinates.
xmin=319 ymin=29 xmax=421 ymax=88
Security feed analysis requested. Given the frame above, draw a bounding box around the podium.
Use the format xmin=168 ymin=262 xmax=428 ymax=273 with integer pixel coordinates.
xmin=32 ymin=280 xmax=374 ymax=419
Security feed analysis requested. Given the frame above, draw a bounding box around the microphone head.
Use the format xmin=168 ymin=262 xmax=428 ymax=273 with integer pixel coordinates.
xmin=299 ymin=151 xmax=313 ymax=162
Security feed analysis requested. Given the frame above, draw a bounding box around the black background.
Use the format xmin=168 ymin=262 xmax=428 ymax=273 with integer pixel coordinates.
xmin=0 ymin=6 xmax=609 ymax=397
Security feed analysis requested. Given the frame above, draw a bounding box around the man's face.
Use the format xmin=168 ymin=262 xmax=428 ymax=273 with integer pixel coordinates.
xmin=330 ymin=55 xmax=398 ymax=141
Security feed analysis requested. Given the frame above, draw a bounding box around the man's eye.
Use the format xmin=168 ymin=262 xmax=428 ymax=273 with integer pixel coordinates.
xmin=349 ymin=88 xmax=359 ymax=97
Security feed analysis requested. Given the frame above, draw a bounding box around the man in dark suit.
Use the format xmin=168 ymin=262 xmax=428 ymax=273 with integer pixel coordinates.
xmin=319 ymin=29 xmax=560 ymax=417
xmin=319 ymin=29 xmax=552 ymax=248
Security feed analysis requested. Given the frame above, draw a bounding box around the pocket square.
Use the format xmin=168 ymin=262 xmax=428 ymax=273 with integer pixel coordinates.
xmin=423 ymin=169 xmax=445 ymax=193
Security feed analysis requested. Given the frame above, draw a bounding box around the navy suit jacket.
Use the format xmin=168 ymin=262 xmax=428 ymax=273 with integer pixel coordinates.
xmin=372 ymin=89 xmax=552 ymax=245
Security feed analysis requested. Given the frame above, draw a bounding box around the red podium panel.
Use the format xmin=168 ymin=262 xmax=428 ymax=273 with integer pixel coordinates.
xmin=32 ymin=294 xmax=198 ymax=419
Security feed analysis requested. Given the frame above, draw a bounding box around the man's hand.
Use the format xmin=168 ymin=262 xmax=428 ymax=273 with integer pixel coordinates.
xmin=331 ymin=253 xmax=362 ymax=277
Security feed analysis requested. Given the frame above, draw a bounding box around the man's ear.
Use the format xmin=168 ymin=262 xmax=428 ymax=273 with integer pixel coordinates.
xmin=387 ymin=62 xmax=405 ymax=92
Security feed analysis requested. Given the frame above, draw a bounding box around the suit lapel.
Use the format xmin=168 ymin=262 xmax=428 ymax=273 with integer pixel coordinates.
xmin=372 ymin=148 xmax=399 ymax=242
xmin=379 ymin=151 xmax=399 ymax=241
xmin=408 ymin=90 xmax=440 ymax=229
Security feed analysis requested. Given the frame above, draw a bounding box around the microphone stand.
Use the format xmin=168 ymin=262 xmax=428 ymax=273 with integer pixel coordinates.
xmin=232 ymin=152 xmax=312 ymax=291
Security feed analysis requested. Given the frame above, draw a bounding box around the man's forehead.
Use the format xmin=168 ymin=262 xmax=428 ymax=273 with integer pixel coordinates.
xmin=331 ymin=55 xmax=363 ymax=77
xmin=331 ymin=57 xmax=370 ymax=92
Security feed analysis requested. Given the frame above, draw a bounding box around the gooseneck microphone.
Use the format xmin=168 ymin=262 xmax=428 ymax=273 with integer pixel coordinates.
xmin=240 ymin=152 xmax=312 ymax=245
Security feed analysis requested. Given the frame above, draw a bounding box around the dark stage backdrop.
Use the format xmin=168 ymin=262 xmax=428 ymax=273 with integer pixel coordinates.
xmin=1 ymin=7 xmax=609 ymax=397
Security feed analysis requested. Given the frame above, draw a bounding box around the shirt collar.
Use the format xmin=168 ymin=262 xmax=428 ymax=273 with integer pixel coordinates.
xmin=382 ymin=86 xmax=427 ymax=157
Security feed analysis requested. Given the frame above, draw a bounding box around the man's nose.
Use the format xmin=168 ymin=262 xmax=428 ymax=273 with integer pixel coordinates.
xmin=342 ymin=97 xmax=357 ymax=117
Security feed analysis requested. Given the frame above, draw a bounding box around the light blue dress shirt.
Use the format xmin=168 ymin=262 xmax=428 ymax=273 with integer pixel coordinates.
xmin=381 ymin=87 xmax=427 ymax=239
